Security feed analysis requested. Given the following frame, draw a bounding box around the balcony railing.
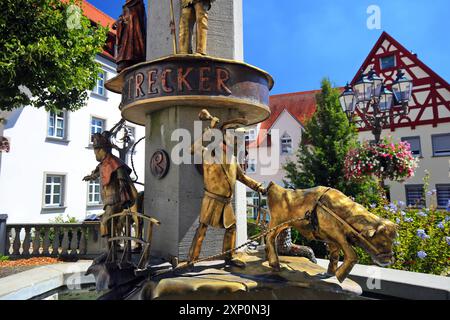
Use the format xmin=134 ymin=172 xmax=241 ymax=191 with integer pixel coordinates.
xmin=3 ymin=222 xmax=106 ymax=259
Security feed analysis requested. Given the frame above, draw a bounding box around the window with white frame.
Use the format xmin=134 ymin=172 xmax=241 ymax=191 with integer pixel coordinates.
xmin=92 ymin=71 xmax=106 ymax=96
xmin=90 ymin=117 xmax=105 ymax=141
xmin=431 ymin=134 xmax=450 ymax=157
xmin=281 ymin=133 xmax=293 ymax=155
xmin=436 ymin=184 xmax=450 ymax=208
xmin=44 ymin=174 xmax=65 ymax=207
xmin=401 ymin=136 xmax=422 ymax=157
xmin=87 ymin=178 xmax=102 ymax=205
xmin=47 ymin=111 xmax=66 ymax=139
xmin=247 ymin=159 xmax=256 ymax=174
xmin=405 ymin=184 xmax=425 ymax=207
xmin=247 ymin=191 xmax=260 ymax=219
xmin=245 ymin=129 xmax=256 ymax=142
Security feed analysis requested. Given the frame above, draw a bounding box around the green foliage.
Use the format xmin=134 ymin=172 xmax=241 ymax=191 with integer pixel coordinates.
xmin=0 ymin=255 xmax=10 ymax=262
xmin=50 ymin=214 xmax=79 ymax=224
xmin=283 ymin=78 xmax=382 ymax=206
xmin=247 ymin=219 xmax=262 ymax=242
xmin=0 ymin=0 xmax=108 ymax=112
xmin=357 ymin=203 xmax=450 ymax=276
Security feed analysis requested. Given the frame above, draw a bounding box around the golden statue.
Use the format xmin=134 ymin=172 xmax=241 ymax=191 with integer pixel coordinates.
xmin=265 ymin=182 xmax=398 ymax=282
xmin=179 ymin=0 xmax=215 ymax=55
xmin=188 ymin=109 xmax=265 ymax=268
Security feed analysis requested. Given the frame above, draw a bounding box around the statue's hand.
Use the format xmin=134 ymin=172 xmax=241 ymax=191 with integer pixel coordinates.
xmin=257 ymin=185 xmax=267 ymax=195
xmin=82 ymin=175 xmax=93 ymax=182
xmin=210 ymin=117 xmax=220 ymax=129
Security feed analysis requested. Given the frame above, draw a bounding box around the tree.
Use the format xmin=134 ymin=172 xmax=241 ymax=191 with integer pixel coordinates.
xmin=0 ymin=0 xmax=108 ymax=112
xmin=283 ymin=78 xmax=380 ymax=205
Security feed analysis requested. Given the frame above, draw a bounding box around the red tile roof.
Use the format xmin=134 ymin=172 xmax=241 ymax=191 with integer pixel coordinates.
xmin=80 ymin=0 xmax=116 ymax=33
xmin=253 ymin=90 xmax=320 ymax=147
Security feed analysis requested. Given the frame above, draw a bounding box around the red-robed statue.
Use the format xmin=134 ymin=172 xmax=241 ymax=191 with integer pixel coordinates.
xmin=113 ymin=0 xmax=147 ymax=73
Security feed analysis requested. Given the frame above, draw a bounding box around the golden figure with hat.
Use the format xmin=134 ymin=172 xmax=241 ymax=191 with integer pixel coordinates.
xmin=188 ymin=110 xmax=266 ymax=268
xmin=179 ymin=0 xmax=215 ymax=55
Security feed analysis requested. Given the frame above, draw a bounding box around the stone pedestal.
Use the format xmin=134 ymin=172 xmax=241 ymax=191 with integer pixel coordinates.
xmin=145 ymin=106 xmax=245 ymax=261
xmin=106 ymin=1 xmax=272 ymax=264
xmin=144 ymin=0 xmax=247 ymax=262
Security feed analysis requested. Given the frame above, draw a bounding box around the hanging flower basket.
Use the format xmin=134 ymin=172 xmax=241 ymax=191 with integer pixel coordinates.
xmin=344 ymin=137 xmax=419 ymax=182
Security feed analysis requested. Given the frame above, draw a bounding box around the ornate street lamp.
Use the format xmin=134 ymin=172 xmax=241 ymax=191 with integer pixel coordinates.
xmin=392 ymin=69 xmax=413 ymax=114
xmin=339 ymin=83 xmax=356 ymax=118
xmin=368 ymin=68 xmax=383 ymax=98
xmin=353 ymin=71 xmax=374 ymax=109
xmin=340 ymin=69 xmax=413 ymax=143
xmin=378 ymin=85 xmax=394 ymax=112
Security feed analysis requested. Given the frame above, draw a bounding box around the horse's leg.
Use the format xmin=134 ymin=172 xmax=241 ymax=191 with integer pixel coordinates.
xmin=327 ymin=242 xmax=341 ymax=276
xmin=265 ymin=226 xmax=285 ymax=271
xmin=334 ymin=239 xmax=358 ymax=283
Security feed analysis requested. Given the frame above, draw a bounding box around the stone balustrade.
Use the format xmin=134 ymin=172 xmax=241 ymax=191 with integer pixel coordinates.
xmin=4 ymin=222 xmax=106 ymax=259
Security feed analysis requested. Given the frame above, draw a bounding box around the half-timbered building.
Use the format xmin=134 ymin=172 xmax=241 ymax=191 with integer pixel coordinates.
xmin=247 ymin=32 xmax=450 ymax=212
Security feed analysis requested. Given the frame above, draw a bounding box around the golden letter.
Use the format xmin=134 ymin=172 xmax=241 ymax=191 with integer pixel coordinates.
xmin=216 ymin=68 xmax=232 ymax=94
xmin=135 ymin=72 xmax=145 ymax=97
xmin=148 ymin=69 xmax=158 ymax=95
xmin=178 ymin=67 xmax=193 ymax=92
xmin=162 ymin=69 xmax=174 ymax=93
xmin=199 ymin=67 xmax=212 ymax=92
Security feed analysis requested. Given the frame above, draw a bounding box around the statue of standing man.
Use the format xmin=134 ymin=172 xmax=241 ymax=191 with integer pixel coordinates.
xmin=113 ymin=0 xmax=147 ymax=73
xmin=188 ymin=110 xmax=266 ymax=268
xmin=179 ymin=0 xmax=215 ymax=55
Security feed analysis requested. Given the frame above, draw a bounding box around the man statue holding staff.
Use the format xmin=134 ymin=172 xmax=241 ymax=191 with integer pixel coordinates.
xmin=188 ymin=110 xmax=266 ymax=268
xmin=179 ymin=0 xmax=215 ymax=55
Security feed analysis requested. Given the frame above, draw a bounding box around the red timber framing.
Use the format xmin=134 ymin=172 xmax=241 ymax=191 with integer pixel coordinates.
xmin=351 ymin=32 xmax=450 ymax=132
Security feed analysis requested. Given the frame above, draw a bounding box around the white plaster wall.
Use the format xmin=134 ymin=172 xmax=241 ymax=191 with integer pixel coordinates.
xmin=0 ymin=56 xmax=146 ymax=224
xmin=248 ymin=110 xmax=303 ymax=187
xmin=358 ymin=123 xmax=450 ymax=205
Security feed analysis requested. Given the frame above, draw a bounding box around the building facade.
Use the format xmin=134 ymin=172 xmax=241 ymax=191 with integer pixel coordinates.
xmin=246 ymin=32 xmax=450 ymax=212
xmin=0 ymin=2 xmax=146 ymax=223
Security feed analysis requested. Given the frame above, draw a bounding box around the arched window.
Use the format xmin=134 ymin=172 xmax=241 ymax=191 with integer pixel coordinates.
xmin=281 ymin=132 xmax=292 ymax=155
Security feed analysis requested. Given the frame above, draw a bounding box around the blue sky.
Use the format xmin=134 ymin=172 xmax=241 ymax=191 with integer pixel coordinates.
xmin=88 ymin=0 xmax=450 ymax=94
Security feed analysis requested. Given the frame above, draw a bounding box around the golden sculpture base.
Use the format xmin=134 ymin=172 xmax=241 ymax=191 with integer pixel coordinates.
xmin=105 ymin=55 xmax=274 ymax=126
xmin=138 ymin=251 xmax=364 ymax=300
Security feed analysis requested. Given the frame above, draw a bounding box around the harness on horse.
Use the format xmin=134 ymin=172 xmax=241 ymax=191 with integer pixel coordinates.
xmin=309 ymin=188 xmax=382 ymax=256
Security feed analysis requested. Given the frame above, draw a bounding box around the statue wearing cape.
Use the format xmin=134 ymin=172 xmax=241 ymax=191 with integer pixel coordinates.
xmin=114 ymin=0 xmax=147 ymax=73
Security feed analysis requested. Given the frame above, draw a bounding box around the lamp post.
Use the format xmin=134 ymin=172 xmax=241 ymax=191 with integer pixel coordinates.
xmin=340 ymin=68 xmax=413 ymax=143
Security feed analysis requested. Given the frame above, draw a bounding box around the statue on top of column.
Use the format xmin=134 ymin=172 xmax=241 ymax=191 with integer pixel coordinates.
xmin=113 ymin=0 xmax=147 ymax=73
xmin=179 ymin=0 xmax=215 ymax=55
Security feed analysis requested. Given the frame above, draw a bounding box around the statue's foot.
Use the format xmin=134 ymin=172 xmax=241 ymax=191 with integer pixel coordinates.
xmin=178 ymin=261 xmax=195 ymax=272
xmin=269 ymin=262 xmax=281 ymax=272
xmin=225 ymin=258 xmax=246 ymax=269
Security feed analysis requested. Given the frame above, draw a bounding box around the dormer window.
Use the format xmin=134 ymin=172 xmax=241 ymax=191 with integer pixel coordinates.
xmin=281 ymin=133 xmax=293 ymax=155
xmin=380 ymin=55 xmax=396 ymax=70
